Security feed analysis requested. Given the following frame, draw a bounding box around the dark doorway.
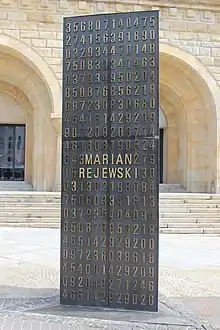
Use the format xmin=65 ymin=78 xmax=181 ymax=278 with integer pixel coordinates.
xmin=0 ymin=125 xmax=25 ymax=181
xmin=160 ymin=129 xmax=164 ymax=183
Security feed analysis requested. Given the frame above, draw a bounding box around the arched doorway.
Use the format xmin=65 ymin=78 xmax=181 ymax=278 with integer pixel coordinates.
xmin=0 ymin=86 xmax=29 ymax=182
xmin=0 ymin=35 xmax=61 ymax=191
xmin=160 ymin=44 xmax=218 ymax=193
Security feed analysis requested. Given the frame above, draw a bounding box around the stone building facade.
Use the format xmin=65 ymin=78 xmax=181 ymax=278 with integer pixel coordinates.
xmin=0 ymin=0 xmax=220 ymax=192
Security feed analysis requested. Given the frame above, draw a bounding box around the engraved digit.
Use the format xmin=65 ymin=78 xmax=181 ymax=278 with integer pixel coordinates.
xmin=66 ymin=35 xmax=71 ymax=46
xmin=66 ymin=22 xmax=71 ymax=32
xmin=125 ymin=294 xmax=129 ymax=304
xmin=141 ymin=295 xmax=146 ymax=305
xmin=132 ymin=294 xmax=138 ymax=305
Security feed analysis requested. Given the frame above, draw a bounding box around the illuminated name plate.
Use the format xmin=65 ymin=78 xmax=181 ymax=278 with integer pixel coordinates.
xmin=61 ymin=11 xmax=159 ymax=312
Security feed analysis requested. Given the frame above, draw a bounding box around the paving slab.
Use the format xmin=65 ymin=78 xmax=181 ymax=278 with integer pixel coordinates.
xmin=0 ymin=229 xmax=219 ymax=329
xmin=0 ymin=294 xmax=200 ymax=330
xmin=173 ymin=297 xmax=220 ymax=330
xmin=0 ymin=298 xmax=198 ymax=330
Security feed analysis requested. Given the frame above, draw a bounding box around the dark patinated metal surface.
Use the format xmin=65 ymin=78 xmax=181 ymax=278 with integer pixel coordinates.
xmin=61 ymin=11 xmax=159 ymax=311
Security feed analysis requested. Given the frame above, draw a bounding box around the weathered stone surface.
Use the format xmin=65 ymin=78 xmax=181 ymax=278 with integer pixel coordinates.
xmin=0 ymin=296 xmax=201 ymax=329
xmin=0 ymin=312 xmax=197 ymax=330
xmin=0 ymin=228 xmax=218 ymax=329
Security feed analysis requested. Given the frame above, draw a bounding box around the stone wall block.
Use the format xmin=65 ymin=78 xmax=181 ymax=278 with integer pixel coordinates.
xmin=51 ymin=64 xmax=62 ymax=73
xmin=215 ymin=12 xmax=220 ymax=23
xmin=163 ymin=31 xmax=179 ymax=39
xmin=115 ymin=3 xmax=124 ymax=12
xmin=4 ymin=29 xmax=20 ymax=38
xmin=32 ymin=38 xmax=46 ymax=47
xmin=39 ymin=0 xmax=49 ymax=7
xmin=187 ymin=22 xmax=208 ymax=33
xmin=91 ymin=2 xmax=105 ymax=14
xmin=56 ymin=32 xmax=63 ymax=40
xmin=186 ymin=9 xmax=196 ymax=19
xmin=208 ymin=23 xmax=220 ymax=33
xmin=78 ymin=1 xmax=87 ymax=10
xmin=160 ymin=21 xmax=170 ymax=30
xmin=169 ymin=7 xmax=178 ymax=17
xmin=34 ymin=47 xmax=52 ymax=57
xmin=13 ymin=21 xmax=37 ymax=30
xmin=8 ymin=10 xmax=27 ymax=21
xmin=178 ymin=31 xmax=196 ymax=40
xmin=47 ymin=39 xmax=61 ymax=48
xmin=197 ymin=56 xmax=214 ymax=66
xmin=169 ymin=22 xmax=187 ymax=32
xmin=202 ymin=10 xmax=214 ymax=21
xmin=0 ymin=10 xmax=7 ymax=19
xmin=208 ymin=65 xmax=220 ymax=73
xmin=22 ymin=38 xmax=32 ymax=46
xmin=133 ymin=5 xmax=142 ymax=11
xmin=19 ymin=0 xmax=30 ymax=6
xmin=211 ymin=34 xmax=220 ymax=42
xmin=212 ymin=48 xmax=220 ymax=57
xmin=197 ymin=33 xmax=211 ymax=41
xmin=198 ymin=47 xmax=210 ymax=56
xmin=45 ymin=58 xmax=62 ymax=65
xmin=57 ymin=0 xmax=69 ymax=10
xmin=39 ymin=31 xmax=56 ymax=39
xmin=52 ymin=48 xmax=62 ymax=58
xmin=1 ymin=0 xmax=12 ymax=5
xmin=213 ymin=73 xmax=220 ymax=81
xmin=27 ymin=12 xmax=54 ymax=23
xmin=214 ymin=58 xmax=220 ymax=66
xmin=20 ymin=30 xmax=38 ymax=38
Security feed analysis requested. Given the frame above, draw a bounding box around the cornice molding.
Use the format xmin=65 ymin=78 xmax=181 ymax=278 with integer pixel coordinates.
xmin=152 ymin=0 xmax=220 ymax=9
xmin=102 ymin=0 xmax=220 ymax=10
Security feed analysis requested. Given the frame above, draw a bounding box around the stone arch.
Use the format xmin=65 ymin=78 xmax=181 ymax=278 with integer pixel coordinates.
xmin=160 ymin=43 xmax=219 ymax=192
xmin=160 ymin=43 xmax=220 ymax=118
xmin=0 ymin=34 xmax=61 ymax=114
xmin=159 ymin=108 xmax=167 ymax=129
xmin=0 ymin=40 xmax=58 ymax=191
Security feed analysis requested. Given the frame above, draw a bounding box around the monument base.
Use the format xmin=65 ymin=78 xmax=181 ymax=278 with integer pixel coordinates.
xmin=27 ymin=298 xmax=197 ymax=329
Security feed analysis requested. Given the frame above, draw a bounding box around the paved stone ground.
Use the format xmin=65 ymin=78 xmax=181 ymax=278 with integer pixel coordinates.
xmin=159 ymin=235 xmax=220 ymax=330
xmin=0 ymin=228 xmax=219 ymax=329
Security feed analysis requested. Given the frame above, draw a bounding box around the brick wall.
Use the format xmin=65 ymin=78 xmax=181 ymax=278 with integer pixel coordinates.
xmin=0 ymin=0 xmax=220 ymax=84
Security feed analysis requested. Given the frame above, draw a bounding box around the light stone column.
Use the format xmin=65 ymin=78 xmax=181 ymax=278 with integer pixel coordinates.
xmin=51 ymin=115 xmax=62 ymax=192
xmin=215 ymin=119 xmax=220 ymax=194
xmin=54 ymin=133 xmax=62 ymax=191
